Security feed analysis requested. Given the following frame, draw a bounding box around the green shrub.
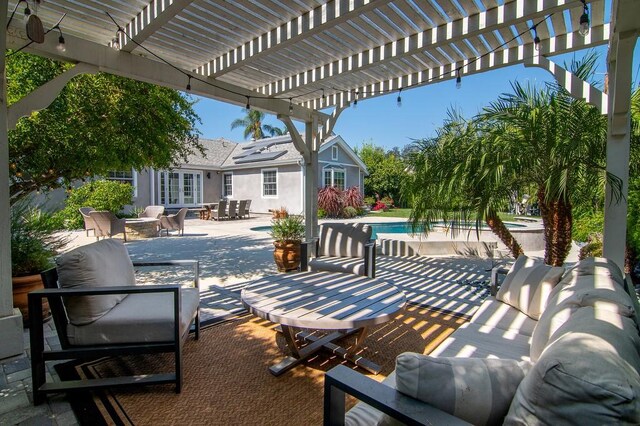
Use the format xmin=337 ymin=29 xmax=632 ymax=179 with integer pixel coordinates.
xmin=380 ymin=196 xmax=394 ymax=208
xmin=572 ymin=211 xmax=604 ymax=243
xmin=627 ymin=178 xmax=640 ymax=258
xmin=579 ymin=239 xmax=603 ymax=260
xmin=342 ymin=206 xmax=358 ymax=218
xmin=270 ymin=212 xmax=305 ymax=242
xmin=317 ymin=208 xmax=327 ymax=219
xmin=364 ymin=196 xmax=376 ymax=207
xmin=56 ymin=180 xmax=134 ymax=230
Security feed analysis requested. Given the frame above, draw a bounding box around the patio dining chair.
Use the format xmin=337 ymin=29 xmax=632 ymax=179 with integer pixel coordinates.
xmin=89 ymin=211 xmax=127 ymax=242
xmin=79 ymin=207 xmax=96 ymax=236
xmin=211 ymin=200 xmax=227 ymax=221
xmin=227 ymin=200 xmax=238 ymax=220
xmin=160 ymin=208 xmax=188 ymax=236
xmin=29 ymin=239 xmax=200 ymax=405
xmin=236 ymin=200 xmax=247 ymax=219
xmin=139 ymin=205 xmax=165 ymax=219
xmin=243 ymin=200 xmax=252 ymax=218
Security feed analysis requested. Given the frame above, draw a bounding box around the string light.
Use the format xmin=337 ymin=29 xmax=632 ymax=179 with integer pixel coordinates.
xmin=245 ymin=96 xmax=251 ymax=111
xmin=186 ymin=75 xmax=191 ymax=91
xmin=533 ymin=26 xmax=540 ymax=51
xmin=289 ymin=98 xmax=294 ymax=113
xmin=455 ymin=69 xmax=462 ymax=89
xmin=578 ymin=0 xmax=590 ymax=37
xmin=352 ymin=91 xmax=358 ymax=108
xmin=111 ymin=30 xmax=122 ymax=50
xmin=321 ymin=89 xmax=326 ymax=101
xmin=23 ymin=2 xmax=31 ymax=23
xmin=55 ymin=26 xmax=65 ymax=52
xmin=396 ymin=88 xmax=402 ymax=108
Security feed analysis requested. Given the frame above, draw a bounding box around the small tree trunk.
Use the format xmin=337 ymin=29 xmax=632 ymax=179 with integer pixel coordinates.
xmin=486 ymin=211 xmax=524 ymax=258
xmin=538 ymin=188 xmax=573 ymax=266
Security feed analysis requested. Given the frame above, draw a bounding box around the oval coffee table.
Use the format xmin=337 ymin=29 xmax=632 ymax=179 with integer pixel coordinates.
xmin=241 ymin=271 xmax=406 ymax=376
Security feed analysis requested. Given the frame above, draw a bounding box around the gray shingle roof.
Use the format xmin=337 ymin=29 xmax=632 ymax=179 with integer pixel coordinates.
xmin=184 ymin=138 xmax=238 ymax=168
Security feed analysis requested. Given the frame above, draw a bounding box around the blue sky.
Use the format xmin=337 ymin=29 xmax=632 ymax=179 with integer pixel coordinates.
xmin=192 ymin=44 xmax=640 ymax=152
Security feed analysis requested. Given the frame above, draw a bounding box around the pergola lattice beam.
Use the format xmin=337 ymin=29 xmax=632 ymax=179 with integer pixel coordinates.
xmin=525 ymin=55 xmax=608 ymax=114
xmin=5 ymin=24 xmax=327 ymax=123
xmin=258 ymin=0 xmax=592 ymax=98
xmin=304 ymin=23 xmax=609 ymax=110
xmin=199 ymin=0 xmax=388 ymax=79
xmin=120 ymin=0 xmax=198 ymax=53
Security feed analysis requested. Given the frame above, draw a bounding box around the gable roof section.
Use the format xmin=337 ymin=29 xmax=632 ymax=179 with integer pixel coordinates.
xmin=319 ymin=135 xmax=369 ymax=175
xmin=183 ymin=138 xmax=237 ymax=168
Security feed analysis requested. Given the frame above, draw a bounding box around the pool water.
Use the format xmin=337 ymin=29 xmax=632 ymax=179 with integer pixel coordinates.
xmin=251 ymin=221 xmax=525 ymax=239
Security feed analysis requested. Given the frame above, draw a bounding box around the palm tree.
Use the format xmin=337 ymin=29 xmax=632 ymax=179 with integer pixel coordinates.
xmin=230 ymin=110 xmax=288 ymax=140
xmin=476 ymin=57 xmax=613 ymax=266
xmin=405 ymin=110 xmax=525 ymax=258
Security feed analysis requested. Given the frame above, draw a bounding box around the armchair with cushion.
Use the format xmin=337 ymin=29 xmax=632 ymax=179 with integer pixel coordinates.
xmin=301 ymin=222 xmax=376 ymax=278
xmin=29 ymin=239 xmax=200 ymax=405
xmin=160 ymin=208 xmax=188 ymax=236
xmin=78 ymin=207 xmax=95 ymax=236
xmin=89 ymin=210 xmax=127 ymax=241
xmin=139 ymin=205 xmax=165 ymax=219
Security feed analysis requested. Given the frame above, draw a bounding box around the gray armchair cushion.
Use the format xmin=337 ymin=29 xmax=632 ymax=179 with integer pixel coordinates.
xmin=395 ymin=353 xmax=532 ymax=426
xmin=309 ymin=257 xmax=365 ymax=276
xmin=56 ymin=239 xmax=135 ymax=325
xmin=67 ymin=287 xmax=199 ymax=345
xmin=318 ymin=223 xmax=372 ymax=258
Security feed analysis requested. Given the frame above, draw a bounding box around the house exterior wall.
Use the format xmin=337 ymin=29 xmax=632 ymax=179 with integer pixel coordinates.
xmin=318 ymin=143 xmax=364 ymax=194
xmin=229 ymin=163 xmax=302 ymax=213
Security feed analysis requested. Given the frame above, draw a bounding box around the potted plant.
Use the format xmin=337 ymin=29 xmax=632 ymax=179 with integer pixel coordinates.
xmin=270 ymin=210 xmax=305 ymax=272
xmin=11 ymin=203 xmax=67 ymax=325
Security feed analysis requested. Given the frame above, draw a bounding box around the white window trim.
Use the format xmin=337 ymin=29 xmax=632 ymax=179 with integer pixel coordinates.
xmin=157 ymin=169 xmax=203 ymax=207
xmin=222 ymin=172 xmax=234 ymax=198
xmin=322 ymin=165 xmax=346 ymax=189
xmin=332 ymin=145 xmax=338 ymax=160
xmin=261 ymin=167 xmax=278 ymax=199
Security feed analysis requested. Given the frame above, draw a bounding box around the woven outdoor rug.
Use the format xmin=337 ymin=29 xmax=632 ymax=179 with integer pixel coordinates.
xmin=57 ymin=305 xmax=467 ymax=426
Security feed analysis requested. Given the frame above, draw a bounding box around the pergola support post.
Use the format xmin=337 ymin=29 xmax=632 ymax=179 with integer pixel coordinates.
xmin=602 ymin=31 xmax=638 ymax=270
xmin=304 ymin=117 xmax=319 ymax=242
xmin=0 ymin=0 xmax=25 ymax=359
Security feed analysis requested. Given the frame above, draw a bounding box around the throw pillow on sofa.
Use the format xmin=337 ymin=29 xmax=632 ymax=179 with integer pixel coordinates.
xmin=56 ymin=239 xmax=136 ymax=325
xmin=394 ymin=353 xmax=532 ymax=426
xmin=506 ymin=307 xmax=640 ymax=425
xmin=496 ymin=255 xmax=564 ymax=320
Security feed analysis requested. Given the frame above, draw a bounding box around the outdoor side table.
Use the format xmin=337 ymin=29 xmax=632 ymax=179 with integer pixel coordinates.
xmin=241 ymin=271 xmax=406 ymax=376
xmin=124 ymin=218 xmax=160 ymax=239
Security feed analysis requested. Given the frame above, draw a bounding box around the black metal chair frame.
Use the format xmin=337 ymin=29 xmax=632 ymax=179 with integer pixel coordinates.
xmin=300 ymin=236 xmax=376 ymax=278
xmin=323 ymin=365 xmax=469 ymax=426
xmin=30 ymin=260 xmax=200 ymax=405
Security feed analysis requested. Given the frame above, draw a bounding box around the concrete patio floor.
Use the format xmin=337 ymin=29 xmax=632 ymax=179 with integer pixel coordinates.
xmin=1 ymin=214 xmax=546 ymax=425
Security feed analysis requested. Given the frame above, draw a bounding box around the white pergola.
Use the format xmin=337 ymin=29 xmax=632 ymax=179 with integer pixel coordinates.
xmin=0 ymin=0 xmax=638 ymax=358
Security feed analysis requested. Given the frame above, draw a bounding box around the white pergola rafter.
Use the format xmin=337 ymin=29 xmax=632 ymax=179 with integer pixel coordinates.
xmin=119 ymin=0 xmax=198 ymax=53
xmin=256 ymin=0 xmax=599 ymax=99
xmin=198 ymin=0 xmax=388 ymax=79
xmin=302 ymin=23 xmax=610 ymax=109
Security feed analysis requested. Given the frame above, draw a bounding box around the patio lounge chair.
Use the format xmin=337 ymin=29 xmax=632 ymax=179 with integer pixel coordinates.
xmin=29 ymin=239 xmax=200 ymax=405
xmin=301 ymin=222 xmax=376 ymax=278
xmin=139 ymin=205 xmax=165 ymax=219
xmin=227 ymin=200 xmax=238 ymax=219
xmin=79 ymin=207 xmax=96 ymax=236
xmin=89 ymin=211 xmax=127 ymax=242
xmin=160 ymin=208 xmax=188 ymax=236
xmin=208 ymin=200 xmax=225 ymax=221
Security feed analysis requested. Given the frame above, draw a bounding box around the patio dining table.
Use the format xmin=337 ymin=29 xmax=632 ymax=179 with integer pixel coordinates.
xmin=241 ymin=271 xmax=406 ymax=376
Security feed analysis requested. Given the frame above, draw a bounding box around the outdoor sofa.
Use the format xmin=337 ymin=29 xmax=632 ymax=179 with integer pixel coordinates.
xmin=325 ymin=256 xmax=640 ymax=425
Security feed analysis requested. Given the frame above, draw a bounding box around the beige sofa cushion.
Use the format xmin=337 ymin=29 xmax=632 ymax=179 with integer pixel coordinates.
xmin=56 ymin=239 xmax=135 ymax=325
xmin=345 ymin=374 xmax=399 ymax=426
xmin=309 ymin=257 xmax=365 ymax=275
xmin=318 ymin=223 xmax=371 ymax=258
xmin=506 ymin=307 xmax=640 ymax=425
xmin=394 ymin=353 xmax=532 ymax=426
xmin=562 ymin=256 xmax=625 ymax=286
xmin=470 ymin=298 xmax=538 ymax=337
xmin=496 ymin=255 xmax=564 ymax=320
xmin=531 ymin=272 xmax=636 ymax=361
xmin=67 ymin=287 xmax=199 ymax=345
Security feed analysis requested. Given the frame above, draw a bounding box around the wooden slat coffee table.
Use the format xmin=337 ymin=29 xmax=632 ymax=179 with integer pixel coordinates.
xmin=241 ymin=271 xmax=406 ymax=376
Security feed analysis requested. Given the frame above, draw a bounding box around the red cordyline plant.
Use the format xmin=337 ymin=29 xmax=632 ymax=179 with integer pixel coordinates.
xmin=318 ymin=186 xmax=343 ymax=217
xmin=343 ymin=186 xmax=363 ymax=209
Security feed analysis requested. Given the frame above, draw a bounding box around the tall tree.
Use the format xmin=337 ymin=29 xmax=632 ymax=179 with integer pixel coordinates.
xmin=355 ymin=143 xmax=407 ymax=204
xmin=230 ymin=109 xmax=286 ymax=140
xmin=7 ymin=52 xmax=202 ymax=204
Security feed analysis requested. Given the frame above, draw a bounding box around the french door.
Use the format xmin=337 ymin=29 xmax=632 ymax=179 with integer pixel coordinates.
xmin=159 ymin=170 xmax=202 ymax=207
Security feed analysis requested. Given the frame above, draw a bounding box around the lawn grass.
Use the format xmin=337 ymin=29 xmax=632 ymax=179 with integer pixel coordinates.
xmin=366 ymin=208 xmax=412 ymax=218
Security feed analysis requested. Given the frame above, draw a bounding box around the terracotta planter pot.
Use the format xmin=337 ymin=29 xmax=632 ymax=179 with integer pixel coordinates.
xmin=273 ymin=241 xmax=301 ymax=272
xmin=12 ymin=274 xmax=51 ymax=326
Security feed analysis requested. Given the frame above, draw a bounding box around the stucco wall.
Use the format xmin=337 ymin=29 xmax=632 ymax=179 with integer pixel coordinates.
xmin=228 ymin=163 xmax=303 ymax=214
xmin=318 ymin=142 xmax=364 ymax=192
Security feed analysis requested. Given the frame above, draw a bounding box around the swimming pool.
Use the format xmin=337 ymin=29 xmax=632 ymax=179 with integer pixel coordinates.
xmin=251 ymin=221 xmax=526 ymax=239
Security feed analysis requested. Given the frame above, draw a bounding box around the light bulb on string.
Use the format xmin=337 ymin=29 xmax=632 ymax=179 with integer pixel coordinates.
xmin=111 ymin=33 xmax=121 ymax=50
xmin=23 ymin=3 xmax=31 ymax=23
xmin=456 ymin=70 xmax=462 ymax=89
xmin=186 ymin=76 xmax=191 ymax=91
xmin=289 ymin=98 xmax=294 ymax=113
xmin=55 ymin=26 xmax=65 ymax=52
xmin=397 ymin=88 xmax=402 ymax=108
xmin=533 ymin=26 xmax=541 ymax=51
xmin=352 ymin=91 xmax=358 ymax=109
xmin=578 ymin=1 xmax=590 ymax=37
xmin=245 ymin=96 xmax=251 ymax=111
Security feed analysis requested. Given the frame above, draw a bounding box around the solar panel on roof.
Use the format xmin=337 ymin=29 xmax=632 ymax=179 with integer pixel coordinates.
xmin=235 ymin=151 xmax=287 ymax=164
